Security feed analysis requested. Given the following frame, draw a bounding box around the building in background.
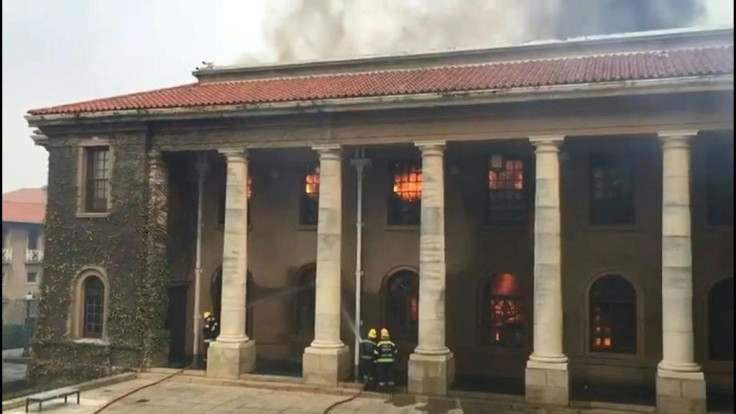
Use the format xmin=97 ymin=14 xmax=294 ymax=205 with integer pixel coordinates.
xmin=2 ymin=188 xmax=46 ymax=326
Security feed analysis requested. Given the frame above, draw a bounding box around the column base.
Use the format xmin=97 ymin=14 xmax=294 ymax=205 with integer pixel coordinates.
xmin=302 ymin=345 xmax=351 ymax=386
xmin=656 ymin=369 xmax=706 ymax=414
xmin=206 ymin=340 xmax=256 ymax=378
xmin=407 ymin=352 xmax=455 ymax=395
xmin=525 ymin=360 xmax=569 ymax=406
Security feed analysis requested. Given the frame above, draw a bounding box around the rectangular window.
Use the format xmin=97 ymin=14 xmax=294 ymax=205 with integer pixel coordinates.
xmin=488 ymin=157 xmax=526 ymax=226
xmin=27 ymin=272 xmax=37 ymax=284
xmin=706 ymin=147 xmax=734 ymax=226
xmin=388 ymin=160 xmax=422 ymax=226
xmin=27 ymin=227 xmax=40 ymax=250
xmin=84 ymin=146 xmax=111 ymax=213
xmin=589 ymin=153 xmax=635 ymax=226
xmin=300 ymin=164 xmax=320 ymax=225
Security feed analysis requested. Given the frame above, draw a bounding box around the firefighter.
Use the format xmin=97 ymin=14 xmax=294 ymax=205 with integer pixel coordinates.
xmin=202 ymin=311 xmax=219 ymax=362
xmin=374 ymin=328 xmax=398 ymax=389
xmin=359 ymin=328 xmax=378 ymax=384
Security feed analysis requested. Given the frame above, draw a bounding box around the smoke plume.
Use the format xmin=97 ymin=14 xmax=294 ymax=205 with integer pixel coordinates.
xmin=236 ymin=0 xmax=733 ymax=64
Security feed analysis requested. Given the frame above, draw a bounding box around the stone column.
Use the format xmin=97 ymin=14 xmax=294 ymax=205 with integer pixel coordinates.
xmin=656 ymin=131 xmax=705 ymax=414
xmin=408 ymin=141 xmax=455 ymax=395
xmin=207 ymin=148 xmax=256 ymax=378
xmin=303 ymin=145 xmax=350 ymax=385
xmin=525 ymin=136 xmax=569 ymax=406
xmin=142 ymin=149 xmax=170 ymax=366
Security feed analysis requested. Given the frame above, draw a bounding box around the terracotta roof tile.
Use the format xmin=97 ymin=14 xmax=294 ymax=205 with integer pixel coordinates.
xmin=2 ymin=188 xmax=47 ymax=224
xmin=28 ymin=46 xmax=733 ymax=116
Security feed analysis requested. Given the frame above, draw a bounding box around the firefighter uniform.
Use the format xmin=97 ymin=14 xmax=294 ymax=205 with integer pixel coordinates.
xmin=359 ymin=329 xmax=378 ymax=383
xmin=374 ymin=328 xmax=398 ymax=387
xmin=202 ymin=311 xmax=219 ymax=361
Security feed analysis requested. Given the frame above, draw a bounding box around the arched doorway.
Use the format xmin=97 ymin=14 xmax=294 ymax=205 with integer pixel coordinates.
xmin=210 ymin=266 xmax=254 ymax=338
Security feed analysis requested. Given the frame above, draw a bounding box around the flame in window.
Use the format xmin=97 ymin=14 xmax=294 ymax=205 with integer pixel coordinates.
xmin=305 ymin=166 xmax=320 ymax=199
xmin=393 ymin=166 xmax=422 ymax=202
xmin=591 ymin=307 xmax=613 ymax=350
xmin=489 ymin=159 xmax=523 ymax=191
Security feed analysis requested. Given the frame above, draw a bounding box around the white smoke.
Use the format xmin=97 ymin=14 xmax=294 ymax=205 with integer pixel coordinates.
xmin=236 ymin=0 xmax=734 ymax=65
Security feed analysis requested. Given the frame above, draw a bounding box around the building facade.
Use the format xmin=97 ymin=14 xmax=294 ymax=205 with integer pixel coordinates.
xmin=26 ymin=28 xmax=733 ymax=413
xmin=2 ymin=188 xmax=46 ymax=326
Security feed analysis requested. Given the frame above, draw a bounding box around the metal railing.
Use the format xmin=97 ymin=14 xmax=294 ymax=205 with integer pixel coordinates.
xmin=2 ymin=248 xmax=12 ymax=264
xmin=25 ymin=249 xmax=44 ymax=263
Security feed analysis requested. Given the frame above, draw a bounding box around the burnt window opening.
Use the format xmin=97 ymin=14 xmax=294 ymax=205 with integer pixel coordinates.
xmin=589 ymin=153 xmax=635 ymax=226
xmin=83 ymin=276 xmax=104 ymax=339
xmin=295 ymin=268 xmax=316 ymax=337
xmin=482 ymin=272 xmax=524 ymax=347
xmin=84 ymin=147 xmax=110 ymax=213
xmin=708 ymin=278 xmax=734 ymax=361
xmin=385 ymin=270 xmax=419 ymax=342
xmin=300 ymin=165 xmax=320 ymax=226
xmin=388 ymin=160 xmax=422 ymax=226
xmin=706 ymin=147 xmax=734 ymax=226
xmin=589 ymin=275 xmax=636 ymax=354
xmin=487 ymin=156 xmax=526 ymax=226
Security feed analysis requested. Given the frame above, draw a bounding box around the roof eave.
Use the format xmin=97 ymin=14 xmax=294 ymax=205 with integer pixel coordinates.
xmin=26 ymin=74 xmax=734 ymax=128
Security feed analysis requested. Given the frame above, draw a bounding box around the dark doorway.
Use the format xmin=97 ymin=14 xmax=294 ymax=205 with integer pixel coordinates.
xmin=166 ymin=282 xmax=189 ymax=366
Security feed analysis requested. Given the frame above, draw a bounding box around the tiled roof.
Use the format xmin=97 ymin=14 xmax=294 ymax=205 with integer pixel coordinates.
xmin=2 ymin=188 xmax=46 ymax=224
xmin=28 ymin=46 xmax=733 ymax=116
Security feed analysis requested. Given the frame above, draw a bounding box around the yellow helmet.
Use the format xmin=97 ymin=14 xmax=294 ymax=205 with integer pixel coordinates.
xmin=367 ymin=328 xmax=377 ymax=339
xmin=203 ymin=311 xmax=211 ymax=318
xmin=380 ymin=328 xmax=389 ymax=339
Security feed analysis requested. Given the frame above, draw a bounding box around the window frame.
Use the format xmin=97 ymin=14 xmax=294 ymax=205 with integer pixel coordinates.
xmin=486 ymin=155 xmax=529 ymax=227
xmin=586 ymin=273 xmax=640 ymax=357
xmin=387 ymin=159 xmax=423 ymax=227
xmin=70 ymin=267 xmax=110 ymax=342
xmin=479 ymin=272 xmax=526 ymax=348
xmin=76 ymin=139 xmax=114 ymax=218
xmin=82 ymin=276 xmax=105 ymax=339
xmin=299 ymin=164 xmax=320 ymax=226
xmin=382 ymin=268 xmax=419 ymax=343
xmin=26 ymin=271 xmax=38 ymax=285
xmin=588 ymin=152 xmax=636 ymax=227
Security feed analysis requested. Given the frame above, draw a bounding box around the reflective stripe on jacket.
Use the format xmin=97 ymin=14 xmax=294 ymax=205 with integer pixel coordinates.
xmin=373 ymin=340 xmax=397 ymax=363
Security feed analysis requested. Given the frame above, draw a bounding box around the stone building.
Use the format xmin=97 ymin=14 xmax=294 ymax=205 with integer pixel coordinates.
xmin=2 ymin=188 xmax=45 ymax=326
xmin=25 ymin=28 xmax=733 ymax=412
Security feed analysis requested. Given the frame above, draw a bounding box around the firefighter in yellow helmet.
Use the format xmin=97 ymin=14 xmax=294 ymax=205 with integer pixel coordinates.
xmin=359 ymin=328 xmax=378 ymax=384
xmin=373 ymin=328 xmax=398 ymax=389
xmin=202 ymin=311 xmax=219 ymax=362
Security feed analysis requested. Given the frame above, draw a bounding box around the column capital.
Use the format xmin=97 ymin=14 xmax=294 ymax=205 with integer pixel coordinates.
xmin=529 ymin=135 xmax=565 ymax=147
xmin=218 ymin=148 xmax=249 ymax=162
xmin=415 ymin=140 xmax=446 ymax=156
xmin=658 ymin=131 xmax=697 ymax=149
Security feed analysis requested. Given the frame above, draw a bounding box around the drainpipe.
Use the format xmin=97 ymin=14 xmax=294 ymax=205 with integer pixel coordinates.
xmin=350 ymin=149 xmax=371 ymax=380
xmin=192 ymin=153 xmax=207 ymax=368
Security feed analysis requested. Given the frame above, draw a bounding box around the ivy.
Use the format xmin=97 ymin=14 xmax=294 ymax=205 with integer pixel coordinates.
xmin=30 ymin=135 xmax=171 ymax=388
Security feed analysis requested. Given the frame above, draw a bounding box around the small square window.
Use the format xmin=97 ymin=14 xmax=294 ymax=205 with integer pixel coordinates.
xmin=27 ymin=272 xmax=38 ymax=284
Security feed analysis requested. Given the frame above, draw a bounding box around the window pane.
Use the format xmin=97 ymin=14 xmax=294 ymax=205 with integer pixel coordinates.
xmin=300 ymin=165 xmax=320 ymax=225
xmin=385 ymin=271 xmax=419 ymax=341
xmin=388 ymin=161 xmax=422 ymax=225
xmin=589 ymin=275 xmax=636 ymax=353
xmin=85 ymin=147 xmax=110 ymax=213
xmin=709 ymin=278 xmax=734 ymax=360
xmin=488 ymin=157 xmax=525 ymax=225
xmin=589 ymin=154 xmax=635 ymax=225
xmin=483 ymin=273 xmax=524 ymax=347
xmin=83 ymin=276 xmax=104 ymax=338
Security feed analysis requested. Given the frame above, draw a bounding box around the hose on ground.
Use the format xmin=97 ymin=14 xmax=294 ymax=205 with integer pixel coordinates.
xmin=93 ymin=363 xmax=193 ymax=414
xmin=323 ymin=379 xmax=368 ymax=414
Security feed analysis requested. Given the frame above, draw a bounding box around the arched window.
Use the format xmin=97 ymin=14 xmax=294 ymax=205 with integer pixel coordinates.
xmin=296 ymin=267 xmax=316 ymax=337
xmin=83 ymin=276 xmax=105 ymax=339
xmin=708 ymin=278 xmax=734 ymax=360
xmin=482 ymin=272 xmax=524 ymax=347
xmin=589 ymin=275 xmax=636 ymax=354
xmin=385 ymin=270 xmax=419 ymax=342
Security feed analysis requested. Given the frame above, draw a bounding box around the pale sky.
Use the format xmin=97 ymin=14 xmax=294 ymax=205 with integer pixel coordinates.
xmin=2 ymin=0 xmax=733 ymax=192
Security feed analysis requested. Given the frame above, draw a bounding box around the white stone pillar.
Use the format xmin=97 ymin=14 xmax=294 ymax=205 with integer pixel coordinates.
xmin=408 ymin=141 xmax=455 ymax=395
xmin=525 ymin=136 xmax=569 ymax=406
xmin=656 ymin=131 xmax=705 ymax=414
xmin=207 ymin=148 xmax=256 ymax=378
xmin=303 ymin=145 xmax=350 ymax=385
